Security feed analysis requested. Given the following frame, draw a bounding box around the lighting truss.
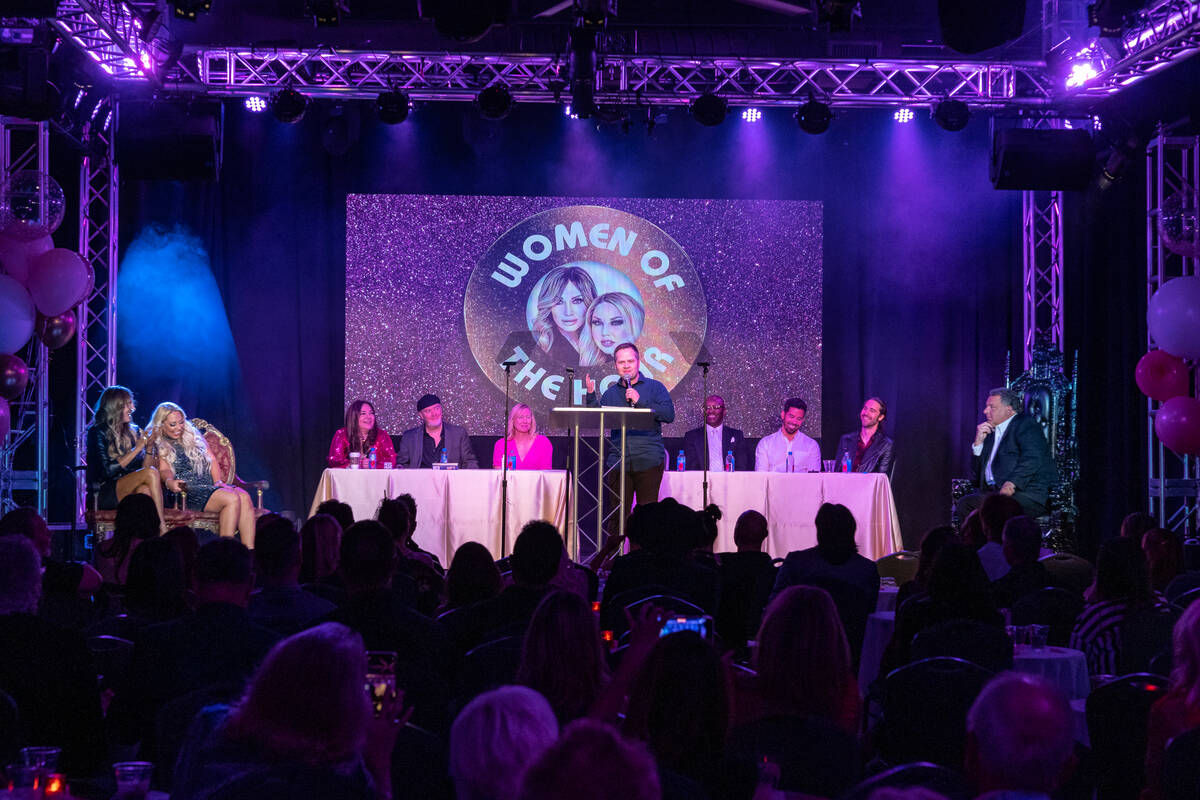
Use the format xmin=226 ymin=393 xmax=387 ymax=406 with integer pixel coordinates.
xmin=191 ymin=49 xmax=1056 ymax=107
xmin=50 ymin=0 xmax=199 ymax=85
xmin=1075 ymin=0 xmax=1200 ymax=95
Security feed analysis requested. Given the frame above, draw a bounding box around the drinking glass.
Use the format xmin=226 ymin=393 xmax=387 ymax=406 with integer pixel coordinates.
xmin=19 ymin=747 xmax=60 ymax=771
xmin=113 ymin=761 xmax=155 ymax=800
xmin=348 ymin=451 xmax=361 ymax=469
xmin=822 ymin=460 xmax=836 ymax=473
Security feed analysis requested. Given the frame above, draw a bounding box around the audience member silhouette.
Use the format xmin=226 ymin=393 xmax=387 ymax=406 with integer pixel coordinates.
xmin=1070 ymin=536 xmax=1167 ymax=675
xmin=1142 ymin=528 xmax=1184 ymax=593
xmin=448 ymin=685 xmax=558 ymax=800
xmin=315 ymin=499 xmax=355 ymax=534
xmin=896 ymin=525 xmax=959 ymax=610
xmin=991 ymin=516 xmax=1053 ymax=609
xmin=965 ymin=673 xmax=1076 ymax=798
xmin=516 ymin=590 xmax=609 ymax=724
xmin=715 ymin=509 xmax=776 ymax=653
xmin=1143 ymin=601 xmax=1200 ymax=800
xmin=173 ymin=622 xmax=403 ymax=800
xmin=975 ymin=493 xmax=1025 ymax=581
xmin=0 ymin=536 xmax=105 ymax=774
xmin=322 ymin=520 xmax=451 ymax=735
xmin=300 ymin=513 xmax=343 ymax=585
xmin=99 ymin=492 xmax=162 ymax=584
xmin=90 ymin=535 xmax=190 ymax=641
xmin=441 ymin=541 xmax=503 ymax=614
xmin=248 ymin=514 xmax=336 ymax=635
xmin=519 ymin=718 xmax=661 ymax=800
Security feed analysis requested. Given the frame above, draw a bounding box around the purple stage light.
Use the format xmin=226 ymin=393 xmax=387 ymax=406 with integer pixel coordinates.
xmin=1065 ymin=61 xmax=1099 ymax=88
xmin=244 ymin=96 xmax=268 ymax=113
xmin=893 ymin=108 xmax=914 ymax=123
xmin=741 ymin=108 xmax=762 ymax=122
xmin=564 ymin=104 xmax=579 ymax=120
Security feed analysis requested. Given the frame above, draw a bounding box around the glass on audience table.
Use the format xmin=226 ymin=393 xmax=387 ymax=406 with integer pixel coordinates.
xmin=1030 ymin=624 xmax=1049 ymax=649
xmin=5 ymin=763 xmax=38 ymax=791
xmin=113 ymin=761 xmax=154 ymax=800
xmin=19 ymin=747 xmax=61 ymax=771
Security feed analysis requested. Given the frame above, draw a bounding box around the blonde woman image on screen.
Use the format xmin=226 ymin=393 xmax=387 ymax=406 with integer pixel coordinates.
xmin=531 ymin=265 xmax=599 ymax=366
xmin=580 ymin=292 xmax=645 ymax=367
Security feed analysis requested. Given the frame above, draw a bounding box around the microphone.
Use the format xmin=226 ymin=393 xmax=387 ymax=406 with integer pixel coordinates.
xmin=621 ymin=377 xmax=634 ymax=407
xmin=501 ymin=361 xmax=518 ymax=368
xmin=696 ymin=361 xmax=711 ymax=368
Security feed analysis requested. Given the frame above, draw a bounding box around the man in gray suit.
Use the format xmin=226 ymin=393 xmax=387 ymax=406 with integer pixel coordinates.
xmin=396 ymin=394 xmax=479 ymax=468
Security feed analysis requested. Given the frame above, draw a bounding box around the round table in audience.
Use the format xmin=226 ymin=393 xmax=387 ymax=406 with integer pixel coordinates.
xmin=1012 ymin=644 xmax=1091 ymax=700
xmin=858 ymin=611 xmax=895 ymax=693
xmin=876 ymin=584 xmax=900 ymax=613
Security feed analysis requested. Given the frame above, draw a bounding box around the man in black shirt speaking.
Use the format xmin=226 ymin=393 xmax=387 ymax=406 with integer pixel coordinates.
xmin=584 ymin=342 xmax=675 ymax=532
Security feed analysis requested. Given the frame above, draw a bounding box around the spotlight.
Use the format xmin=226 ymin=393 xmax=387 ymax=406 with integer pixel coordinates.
xmin=305 ymin=0 xmax=343 ymax=25
xmin=170 ymin=0 xmax=212 ymax=20
xmin=244 ymin=96 xmax=268 ymax=113
xmin=268 ymin=87 xmax=309 ymax=123
xmin=932 ymin=99 xmax=970 ymax=131
xmin=741 ymin=108 xmax=762 ymax=123
xmin=1065 ymin=60 xmax=1099 ymax=88
xmin=376 ymin=90 xmax=410 ymax=124
xmin=564 ymin=104 xmax=580 ymax=120
xmin=477 ymin=84 xmax=514 ymax=120
xmin=690 ymin=93 xmax=727 ymax=127
xmin=795 ymin=98 xmax=832 ymax=134
xmin=893 ymin=108 xmax=914 ymax=123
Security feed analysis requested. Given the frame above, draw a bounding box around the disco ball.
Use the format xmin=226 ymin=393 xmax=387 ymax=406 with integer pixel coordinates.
xmin=1 ymin=171 xmax=66 ymax=242
xmin=1160 ymin=191 xmax=1200 ymax=259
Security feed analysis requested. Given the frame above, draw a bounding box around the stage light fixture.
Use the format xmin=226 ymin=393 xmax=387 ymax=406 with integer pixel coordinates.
xmin=568 ymin=27 xmax=598 ymax=119
xmin=269 ymin=87 xmax=309 ymax=123
xmin=171 ymin=0 xmax=212 ymax=20
xmin=244 ymin=96 xmax=268 ymax=113
xmin=893 ymin=108 xmax=914 ymax=123
xmin=741 ymin=108 xmax=762 ymax=123
xmin=932 ymin=99 xmax=970 ymax=131
xmin=564 ymin=104 xmax=580 ymax=120
xmin=376 ymin=90 xmax=411 ymax=124
xmin=795 ymin=98 xmax=832 ymax=134
xmin=690 ymin=93 xmax=727 ymax=126
xmin=306 ymin=0 xmax=344 ymax=25
xmin=477 ymin=84 xmax=514 ymax=120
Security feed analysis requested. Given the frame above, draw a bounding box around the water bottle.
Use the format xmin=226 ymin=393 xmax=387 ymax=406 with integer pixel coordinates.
xmin=785 ymin=452 xmax=794 ymax=473
xmin=842 ymin=452 xmax=852 ymax=473
xmin=724 ymin=450 xmax=735 ymax=472
xmin=509 ymin=455 xmax=517 ymax=470
xmin=440 ymin=447 xmax=448 ymax=464
xmin=368 ymin=445 xmax=377 ymax=469
xmin=676 ymin=450 xmax=686 ymax=471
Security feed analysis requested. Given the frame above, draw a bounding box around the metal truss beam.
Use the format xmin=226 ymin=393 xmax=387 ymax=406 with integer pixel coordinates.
xmin=1022 ymin=189 xmax=1065 ymax=369
xmin=1075 ymin=0 xmax=1200 ymax=96
xmin=74 ymin=109 xmax=119 ymax=528
xmin=0 ymin=120 xmax=50 ymax=517
xmin=50 ymin=0 xmax=199 ymax=85
xmin=190 ymin=50 xmax=1055 ymax=107
xmin=1146 ymin=130 xmax=1199 ymax=534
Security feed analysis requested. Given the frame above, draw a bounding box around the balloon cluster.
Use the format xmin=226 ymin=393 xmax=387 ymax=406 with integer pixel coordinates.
xmin=0 ymin=171 xmax=88 ymax=442
xmin=1143 ymin=276 xmax=1200 ymax=455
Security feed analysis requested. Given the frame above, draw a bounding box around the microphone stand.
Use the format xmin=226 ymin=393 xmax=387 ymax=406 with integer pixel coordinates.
xmin=698 ymin=361 xmax=711 ymax=508
xmin=500 ymin=360 xmax=516 ymax=559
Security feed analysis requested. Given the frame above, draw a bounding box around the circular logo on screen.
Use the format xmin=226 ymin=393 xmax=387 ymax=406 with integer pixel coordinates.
xmin=464 ymin=206 xmax=707 ymax=414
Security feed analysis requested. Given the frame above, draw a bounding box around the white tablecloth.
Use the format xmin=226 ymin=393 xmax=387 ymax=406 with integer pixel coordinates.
xmin=658 ymin=472 xmax=902 ymax=560
xmin=858 ymin=610 xmax=896 ymax=693
xmin=1013 ymin=644 xmax=1091 ymax=701
xmin=876 ymin=584 xmax=900 ymax=613
xmin=309 ymin=468 xmax=568 ymax=563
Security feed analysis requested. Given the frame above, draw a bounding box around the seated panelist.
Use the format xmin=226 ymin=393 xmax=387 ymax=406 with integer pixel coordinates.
xmin=493 ymin=403 xmax=553 ymax=470
xmin=149 ymin=402 xmax=258 ymax=547
xmin=832 ymin=397 xmax=894 ymax=475
xmin=682 ymin=394 xmax=748 ymax=471
xmin=397 ymin=394 xmax=479 ymax=468
xmin=85 ymin=385 xmax=165 ymax=524
xmin=328 ymin=399 xmax=396 ymax=468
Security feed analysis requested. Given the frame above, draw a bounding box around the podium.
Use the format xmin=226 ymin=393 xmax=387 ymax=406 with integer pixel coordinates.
xmin=549 ymin=406 xmax=655 ymax=561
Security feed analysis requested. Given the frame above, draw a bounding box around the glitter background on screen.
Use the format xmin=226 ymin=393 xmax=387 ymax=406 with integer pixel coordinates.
xmin=346 ymin=195 xmax=821 ymax=439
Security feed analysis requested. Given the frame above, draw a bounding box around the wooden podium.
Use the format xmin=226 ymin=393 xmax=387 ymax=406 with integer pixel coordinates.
xmin=549 ymin=406 xmax=655 ymax=561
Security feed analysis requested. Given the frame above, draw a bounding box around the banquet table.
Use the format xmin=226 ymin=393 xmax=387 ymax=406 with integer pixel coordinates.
xmin=1013 ymin=644 xmax=1091 ymax=701
xmin=309 ymin=468 xmax=568 ymax=564
xmin=657 ymin=471 xmax=902 ymax=560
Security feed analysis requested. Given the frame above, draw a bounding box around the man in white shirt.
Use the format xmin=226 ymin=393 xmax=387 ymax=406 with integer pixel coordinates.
xmin=682 ymin=395 xmax=748 ymax=471
xmin=755 ymin=398 xmax=821 ymax=473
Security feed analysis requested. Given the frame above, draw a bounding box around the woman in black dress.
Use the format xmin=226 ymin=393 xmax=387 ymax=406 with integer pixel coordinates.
xmin=85 ymin=385 xmax=165 ymax=523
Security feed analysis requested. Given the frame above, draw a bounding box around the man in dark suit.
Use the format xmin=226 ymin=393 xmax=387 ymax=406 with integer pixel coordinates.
xmin=682 ymin=394 xmax=749 ymax=471
xmin=396 ymin=394 xmax=479 ymax=468
xmin=959 ymin=387 xmax=1058 ymax=518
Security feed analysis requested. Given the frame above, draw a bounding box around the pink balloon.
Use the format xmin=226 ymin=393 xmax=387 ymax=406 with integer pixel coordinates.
xmin=0 ymin=233 xmax=52 ymax=286
xmin=1135 ymin=349 xmax=1192 ymax=402
xmin=1155 ymin=396 xmax=1200 ymax=456
xmin=0 ymin=399 xmax=9 ymax=442
xmin=0 ymin=353 xmax=28 ymax=401
xmin=27 ymin=248 xmax=91 ymax=316
xmin=0 ymin=274 xmax=35 ymax=354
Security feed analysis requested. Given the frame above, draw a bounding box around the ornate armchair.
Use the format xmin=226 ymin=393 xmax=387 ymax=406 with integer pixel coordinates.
xmin=951 ymin=340 xmax=1080 ymax=551
xmin=86 ymin=418 xmax=270 ymax=543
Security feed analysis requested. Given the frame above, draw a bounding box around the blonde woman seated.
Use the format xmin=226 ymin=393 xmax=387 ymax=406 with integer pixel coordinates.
xmin=86 ymin=385 xmax=166 ymax=525
xmin=492 ymin=403 xmax=553 ymax=470
xmin=149 ymin=402 xmax=257 ymax=547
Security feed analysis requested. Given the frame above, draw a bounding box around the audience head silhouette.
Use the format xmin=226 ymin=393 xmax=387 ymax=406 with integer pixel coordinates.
xmin=255 ymin=514 xmax=302 ymax=585
xmin=195 ymin=537 xmax=254 ymax=607
xmin=733 ymin=509 xmax=768 ymax=552
xmin=0 ymin=535 xmax=41 ymax=615
xmin=814 ymin=503 xmax=858 ymax=565
xmin=449 ymin=685 xmax=558 ymax=800
xmin=511 ymin=522 xmax=563 ymax=587
xmin=519 ymin=719 xmax=661 ymax=800
xmin=339 ymin=521 xmax=395 ymax=591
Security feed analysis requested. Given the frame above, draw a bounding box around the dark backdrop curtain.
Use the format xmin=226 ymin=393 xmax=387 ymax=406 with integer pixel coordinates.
xmin=116 ymin=103 xmax=1027 ymax=544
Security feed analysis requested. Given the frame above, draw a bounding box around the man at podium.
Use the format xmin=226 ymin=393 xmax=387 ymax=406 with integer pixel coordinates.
xmin=584 ymin=342 xmax=676 ymax=531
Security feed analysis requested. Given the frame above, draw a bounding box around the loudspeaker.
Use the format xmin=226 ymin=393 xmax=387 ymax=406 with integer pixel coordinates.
xmin=990 ymin=128 xmax=1095 ymax=190
xmin=116 ymin=100 xmax=222 ymax=181
xmin=938 ymin=0 xmax=1026 ymax=54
